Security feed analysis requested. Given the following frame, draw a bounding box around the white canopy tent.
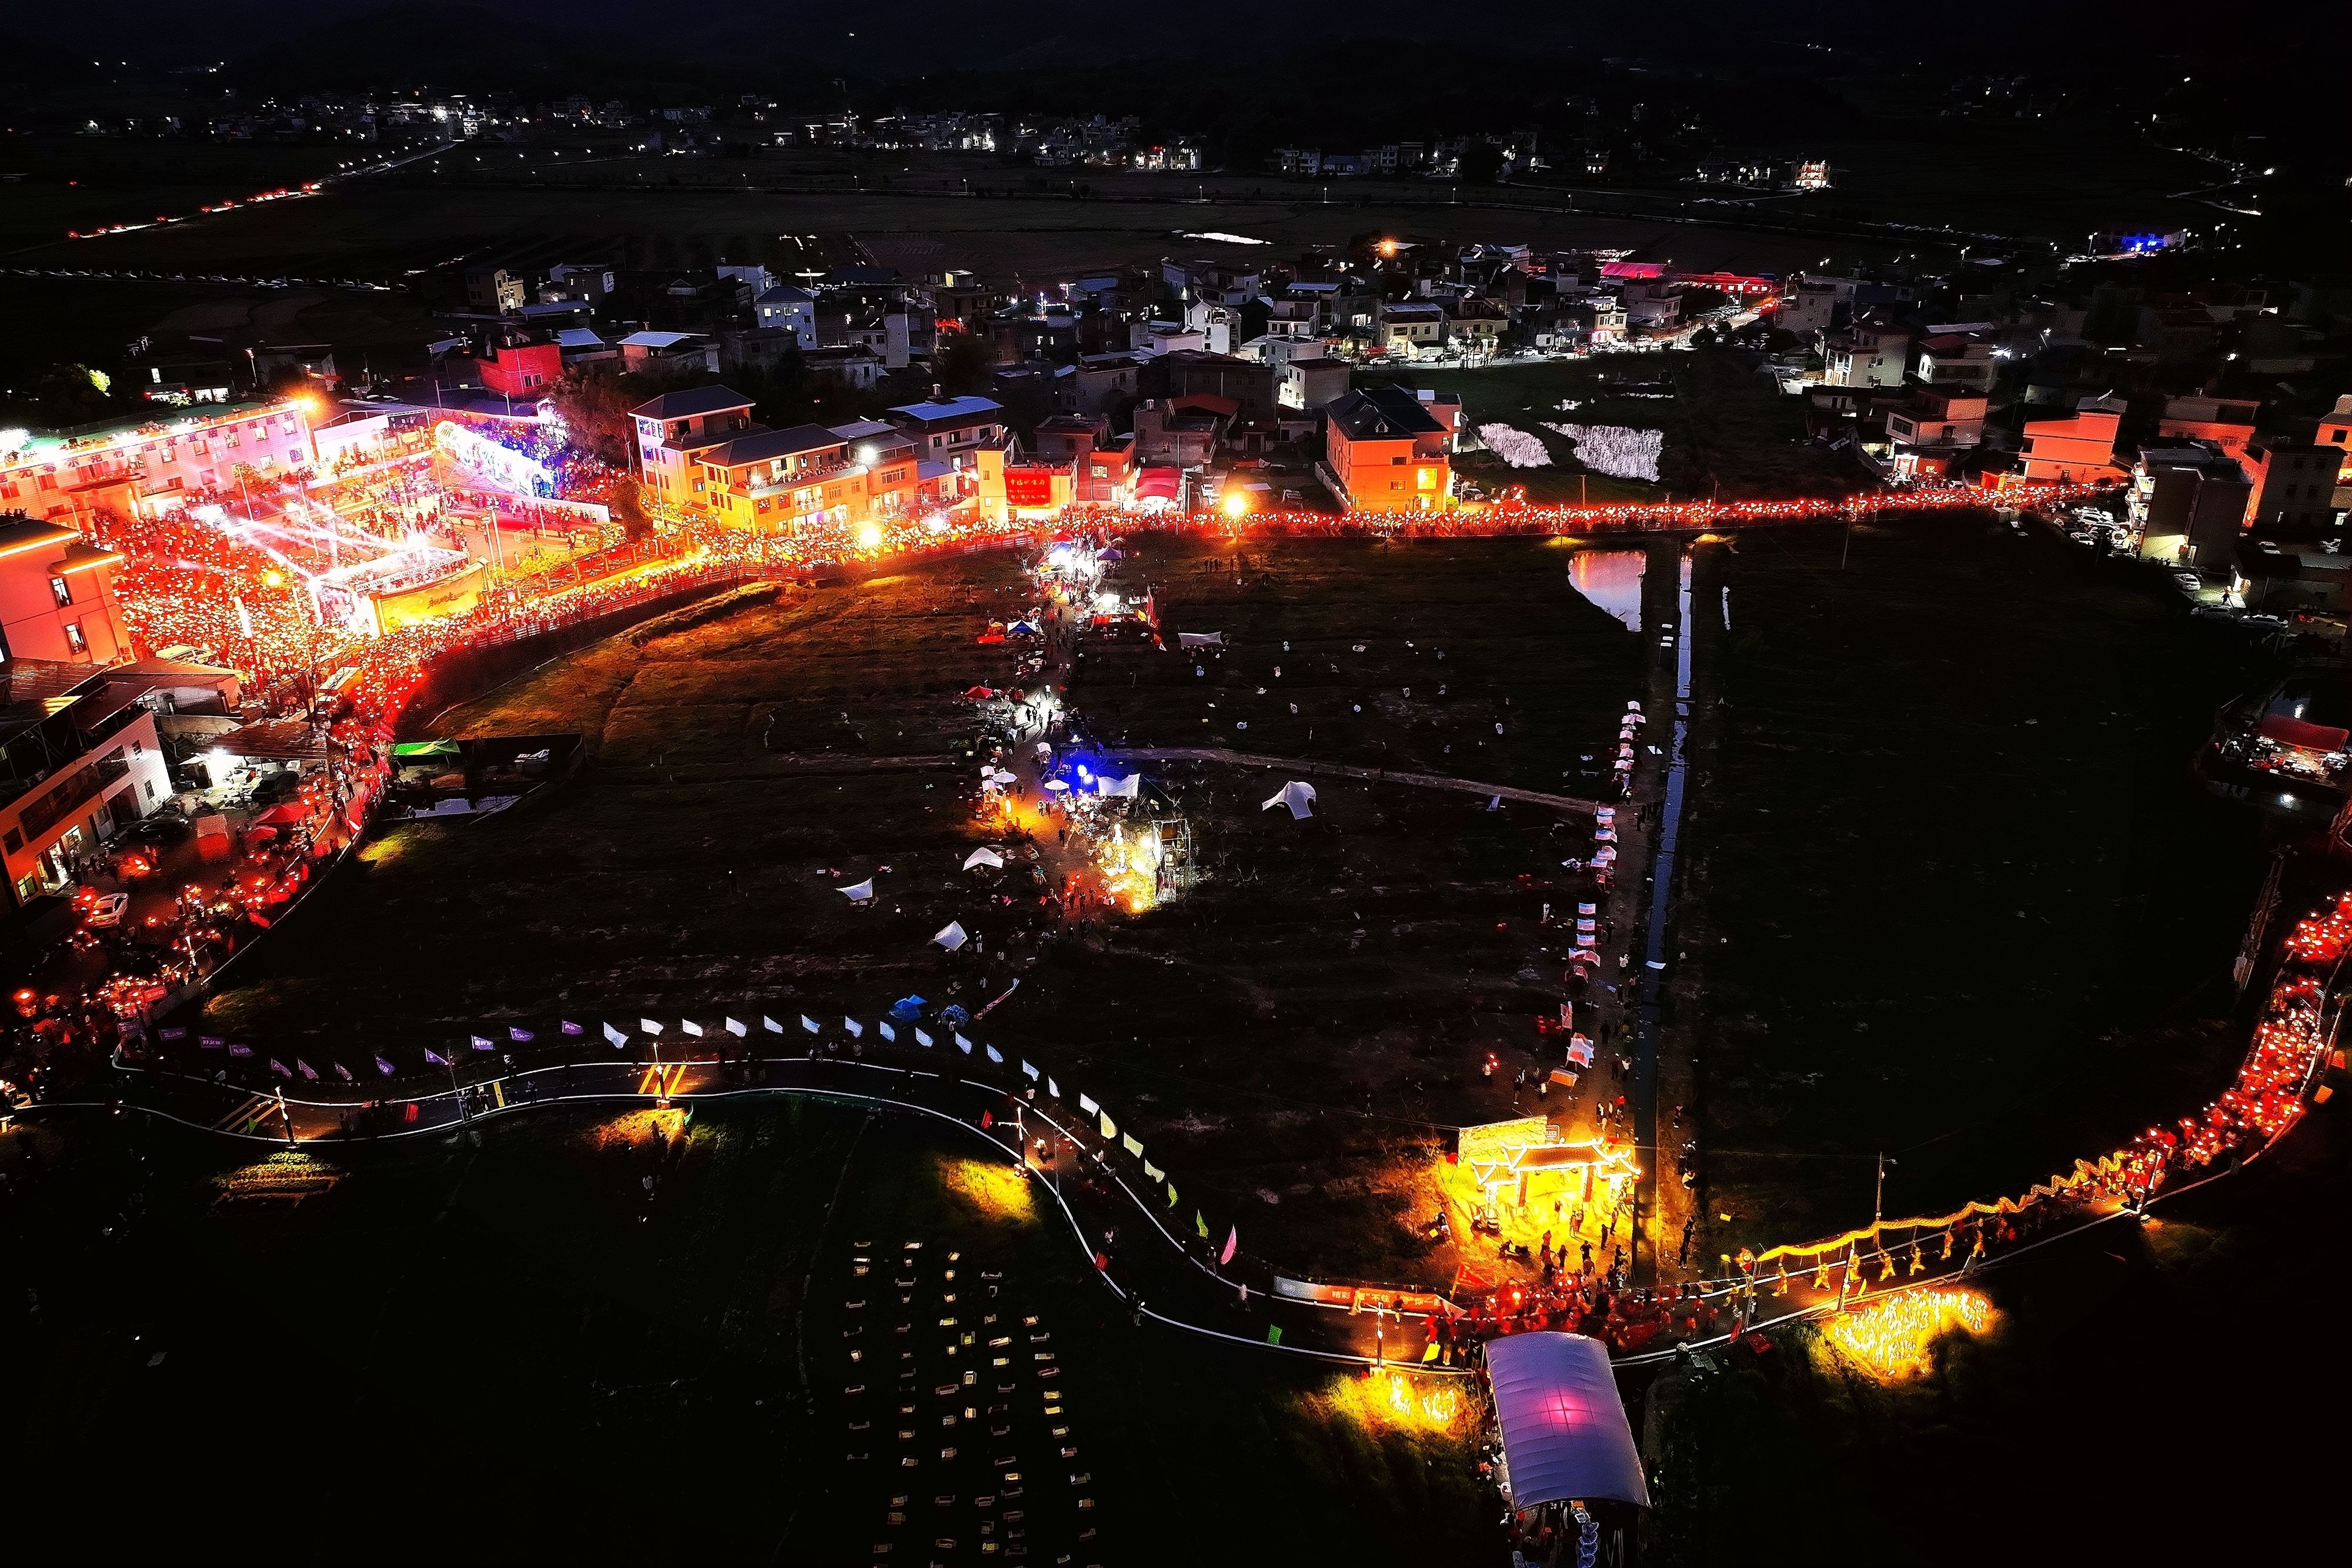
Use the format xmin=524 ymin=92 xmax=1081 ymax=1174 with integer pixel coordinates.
xmin=1483 ymin=1332 xmax=1649 ymax=1509
xmin=1261 ymin=780 xmax=1317 ymax=819
xmin=963 ymin=846 xmax=1006 ymax=870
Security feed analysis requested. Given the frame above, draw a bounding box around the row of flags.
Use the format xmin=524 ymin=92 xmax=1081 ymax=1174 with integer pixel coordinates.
xmin=172 ymin=1004 xmax=1244 ymax=1269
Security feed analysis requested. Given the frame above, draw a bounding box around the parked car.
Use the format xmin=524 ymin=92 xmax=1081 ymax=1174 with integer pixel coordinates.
xmin=2172 ymin=571 xmax=2205 ymax=594
xmin=124 ymin=814 xmax=191 ymax=845
xmin=85 ymin=892 xmax=131 ymax=928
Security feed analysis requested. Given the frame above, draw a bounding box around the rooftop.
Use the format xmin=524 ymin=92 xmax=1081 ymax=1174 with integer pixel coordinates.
xmin=698 ymin=423 xmax=846 ymax=468
xmin=1327 ymin=386 xmax=1446 ymax=442
xmin=630 ymin=384 xmax=756 ymax=420
xmin=888 ymin=396 xmax=1005 ymax=426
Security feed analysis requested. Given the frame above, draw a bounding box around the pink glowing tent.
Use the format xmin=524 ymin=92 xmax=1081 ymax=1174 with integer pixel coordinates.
xmin=1484 ymin=1332 xmax=1649 ymax=1509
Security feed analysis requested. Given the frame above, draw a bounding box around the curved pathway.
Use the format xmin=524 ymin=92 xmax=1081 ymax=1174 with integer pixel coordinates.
xmin=1104 ymin=746 xmax=1603 ymax=814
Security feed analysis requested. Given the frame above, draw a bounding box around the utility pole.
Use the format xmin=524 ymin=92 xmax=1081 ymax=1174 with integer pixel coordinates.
xmin=1874 ymin=1151 xmax=1896 ymax=1225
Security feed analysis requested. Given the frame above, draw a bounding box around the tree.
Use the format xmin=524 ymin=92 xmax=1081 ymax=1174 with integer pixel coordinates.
xmin=550 ymin=367 xmax=643 ymax=466
xmin=609 ymin=475 xmax=653 ymax=539
xmin=1458 ymin=141 xmax=1505 ymax=185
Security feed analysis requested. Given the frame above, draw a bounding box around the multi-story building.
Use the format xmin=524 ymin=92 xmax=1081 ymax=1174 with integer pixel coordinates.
xmin=629 ymin=385 xmax=760 ymax=513
xmin=2019 ymin=395 xmax=2127 ymax=483
xmin=480 ymin=339 xmax=562 ymax=400
xmin=0 ymin=659 xmax=173 ymax=907
xmin=1322 ymin=386 xmax=1453 ymax=512
xmin=886 ymin=397 xmax=1009 ymax=477
xmin=694 ymin=422 xmax=918 ymax=534
xmin=2243 ymin=440 xmax=2347 ymax=533
xmin=1913 ymin=332 xmax=1999 ymax=393
xmin=0 ymin=400 xmax=317 ymax=526
xmin=1820 ymin=312 xmax=1912 ymax=389
xmin=1883 ymin=390 xmax=1989 ymax=479
xmin=0 ymin=516 xmax=131 ymax=664
xmin=2129 ymin=443 xmax=2251 ymax=569
xmin=1375 ymin=300 xmax=1448 ymax=359
xmin=754 ymin=285 xmax=819 ymax=348
xmin=2158 ymin=394 xmax=2260 ymax=458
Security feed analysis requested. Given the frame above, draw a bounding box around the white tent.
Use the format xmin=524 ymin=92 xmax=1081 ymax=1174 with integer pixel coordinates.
xmin=1177 ymin=631 xmax=1225 ymax=648
xmin=838 ymin=878 xmax=875 ymax=902
xmin=1261 ymin=780 xmax=1317 ymax=819
xmin=1484 ymin=1332 xmax=1650 ymax=1509
xmin=933 ymin=921 xmax=969 ymax=951
xmin=963 ymin=846 xmax=1006 ymax=870
xmin=1095 ymin=773 xmax=1141 ymax=798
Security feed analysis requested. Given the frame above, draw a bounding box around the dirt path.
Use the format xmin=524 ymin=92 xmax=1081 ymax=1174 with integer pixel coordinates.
xmin=1102 ymin=747 xmax=1603 ymax=815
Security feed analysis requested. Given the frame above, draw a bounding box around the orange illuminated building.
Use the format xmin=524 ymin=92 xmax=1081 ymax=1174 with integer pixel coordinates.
xmin=0 ymin=517 xmax=129 ymax=664
xmin=0 ymin=400 xmax=318 ymax=527
xmin=1322 ymin=386 xmax=1454 ymax=511
xmin=2019 ymin=394 xmax=2127 ymax=483
xmin=695 ymin=420 xmax=918 ymax=534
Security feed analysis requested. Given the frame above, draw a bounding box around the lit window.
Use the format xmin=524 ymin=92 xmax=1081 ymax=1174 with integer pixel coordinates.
xmin=64 ymin=621 xmax=88 ymax=654
xmin=49 ymin=576 xmax=72 ymax=607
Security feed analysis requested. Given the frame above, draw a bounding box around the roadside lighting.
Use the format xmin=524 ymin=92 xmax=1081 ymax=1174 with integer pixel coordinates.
xmin=1221 ymin=490 xmax=1248 ymax=520
xmin=854 ymin=521 xmax=884 ymax=551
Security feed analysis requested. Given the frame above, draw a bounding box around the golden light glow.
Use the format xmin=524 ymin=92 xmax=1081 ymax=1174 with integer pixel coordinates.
xmin=940 ymin=1156 xmax=1035 ymax=1222
xmin=1314 ymin=1370 xmax=1465 ymax=1435
xmin=1221 ymin=490 xmax=1248 ymax=519
xmin=1824 ymin=1286 xmax=1995 ymax=1380
xmin=854 ymin=521 xmax=884 ymax=551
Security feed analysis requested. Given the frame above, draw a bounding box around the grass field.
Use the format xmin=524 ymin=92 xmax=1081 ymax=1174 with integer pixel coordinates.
xmin=1384 ymin=350 xmax=1857 ymax=503
xmin=1676 ymin=518 xmax=2277 ymax=1253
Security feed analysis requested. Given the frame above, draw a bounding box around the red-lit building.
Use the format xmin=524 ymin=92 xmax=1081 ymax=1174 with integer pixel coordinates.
xmin=0 ymin=516 xmax=130 ymax=664
xmin=481 ymin=339 xmax=562 ymax=399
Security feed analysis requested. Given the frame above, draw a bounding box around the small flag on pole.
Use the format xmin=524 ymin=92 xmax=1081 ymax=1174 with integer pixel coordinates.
xmin=724 ymin=1018 xmax=748 ymax=1038
xmin=1143 ymin=1159 xmax=1164 ymax=1182
xmin=1266 ymin=1325 xmax=1282 ymax=1346
xmin=603 ymin=1022 xmax=627 ymax=1048
xmin=640 ymin=1018 xmax=662 ymax=1035
xmin=955 ymin=1031 xmax=974 ymax=1052
xmin=762 ymin=1015 xmax=784 ymax=1034
xmin=1079 ymin=1093 xmax=1100 ymax=1115
xmin=227 ymin=1044 xmax=252 ymax=1057
xmin=267 ymin=1058 xmax=290 ymax=1076
xmin=800 ymin=1015 xmax=820 ymax=1034
xmin=916 ymin=1028 xmax=934 ymax=1048
xmin=333 ymin=1062 xmax=353 ymax=1082
xmin=681 ymin=1019 xmax=704 ymax=1037
xmin=1168 ymin=1183 xmax=1178 ymax=1208
xmin=1100 ymin=1112 xmax=1117 ymax=1139
xmin=1047 ymin=1077 xmax=1060 ymax=1098
xmin=374 ymin=1055 xmax=396 ymax=1076
xmin=1121 ymin=1134 xmax=1144 ymax=1158
xmin=470 ymin=1035 xmax=495 ymax=1051
xmin=879 ymin=1021 xmax=896 ymax=1041
xmin=509 ymin=1026 xmax=534 ymax=1042
xmin=1221 ymin=1226 xmax=1238 ymax=1266
xmin=296 ymin=1059 xmax=319 ymax=1081
xmin=1021 ymin=1060 xmax=1040 ymax=1080
xmin=984 ymin=1044 xmax=1003 ymax=1064
xmin=425 ymin=1048 xmax=449 ymax=1066
xmin=561 ymin=1020 xmax=584 ymax=1037
xmin=1197 ymin=1210 xmax=1209 ymax=1239
xmin=844 ymin=1017 xmax=864 ymax=1038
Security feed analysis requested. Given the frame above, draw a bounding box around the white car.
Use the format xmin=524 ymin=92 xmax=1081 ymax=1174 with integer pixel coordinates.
xmin=86 ymin=892 xmax=131 ymax=928
xmin=2172 ymin=571 xmax=2204 ymax=593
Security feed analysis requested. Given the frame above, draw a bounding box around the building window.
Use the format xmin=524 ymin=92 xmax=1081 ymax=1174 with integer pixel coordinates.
xmin=143 ymin=780 xmax=157 ymax=803
xmin=64 ymin=622 xmax=87 ymax=655
xmin=49 ymin=575 xmax=72 ymax=607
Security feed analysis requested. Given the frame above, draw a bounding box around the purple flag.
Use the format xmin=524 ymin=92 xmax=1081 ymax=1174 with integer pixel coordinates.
xmin=509 ymin=1027 xmax=534 ymax=1042
xmin=333 ymin=1062 xmax=353 ymax=1082
xmin=469 ymin=1035 xmax=495 ymax=1051
xmin=560 ymin=1020 xmax=583 ymax=1037
xmin=374 ymin=1055 xmax=396 ymax=1076
xmin=424 ymin=1048 xmax=449 ymax=1066
xmin=296 ymin=1059 xmax=318 ymax=1081
xmin=160 ymin=1027 xmax=187 ymax=1041
xmin=227 ymin=1044 xmax=252 ymax=1058
xmin=269 ymin=1059 xmax=292 ymax=1078
xmin=201 ymin=1035 xmax=224 ymax=1049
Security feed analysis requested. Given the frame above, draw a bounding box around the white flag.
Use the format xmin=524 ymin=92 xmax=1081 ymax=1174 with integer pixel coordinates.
xmin=801 ymin=1015 xmax=820 ymax=1034
xmin=680 ymin=1019 xmax=704 ymax=1037
xmin=933 ymin=921 xmax=969 ymax=951
xmin=843 ymin=1017 xmax=864 ymax=1038
xmin=838 ymin=878 xmax=875 ymax=901
xmin=762 ymin=1015 xmax=784 ymax=1033
xmin=879 ymin=1021 xmax=897 ymax=1041
xmin=956 ymin=1034 xmax=973 ymax=1055
xmin=1078 ymin=1093 xmax=1099 ymax=1116
xmin=1047 ymin=1078 xmax=1060 ymax=1098
xmin=640 ymin=1018 xmax=662 ymax=1035
xmin=1021 ymin=1059 xmax=1040 ymax=1080
xmin=916 ymin=1028 xmax=935 ymax=1047
xmin=725 ymin=1018 xmax=748 ymax=1037
xmin=603 ymin=1022 xmax=627 ymax=1048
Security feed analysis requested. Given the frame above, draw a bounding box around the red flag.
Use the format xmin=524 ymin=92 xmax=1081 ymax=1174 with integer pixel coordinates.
xmin=981 ymin=1111 xmax=993 ymax=1129
xmin=1220 ymin=1225 xmax=1237 ymax=1266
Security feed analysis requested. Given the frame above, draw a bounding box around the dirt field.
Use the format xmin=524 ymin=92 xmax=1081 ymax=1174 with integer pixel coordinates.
xmin=1675 ymin=517 xmax=2278 ymax=1252
xmin=8 ymin=1098 xmax=1494 ymax=1566
xmin=200 ymin=537 xmax=1654 ymax=1286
